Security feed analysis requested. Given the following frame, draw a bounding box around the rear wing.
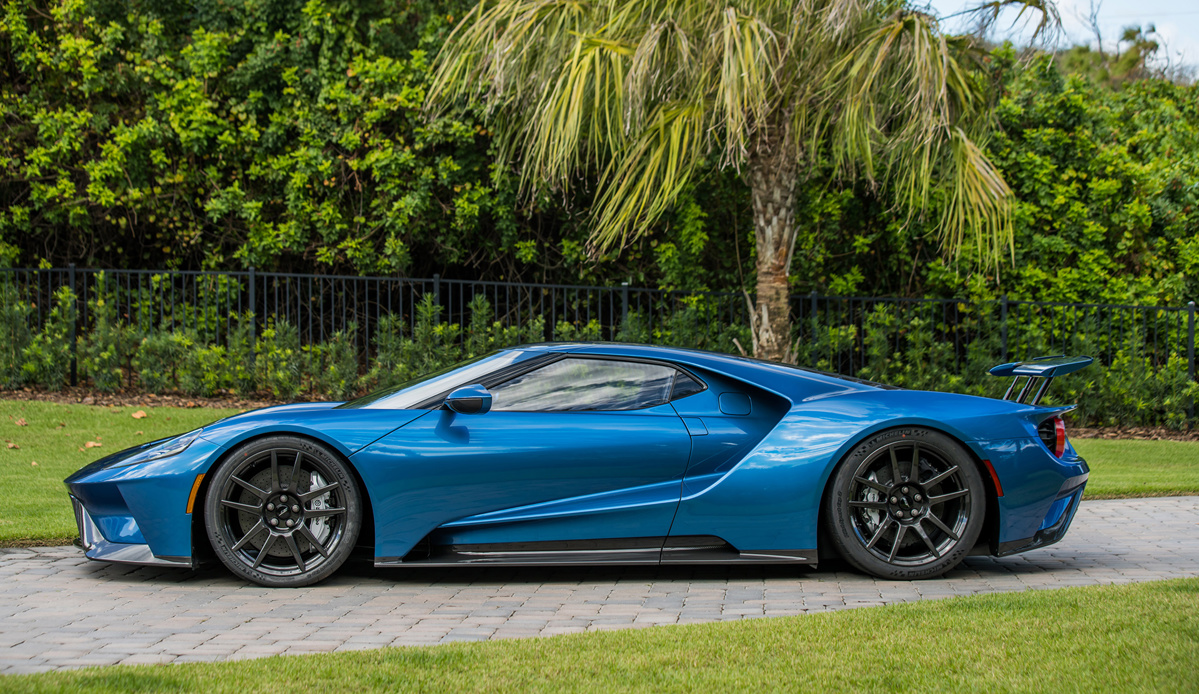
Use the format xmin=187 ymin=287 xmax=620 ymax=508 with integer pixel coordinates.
xmin=988 ymin=355 xmax=1094 ymax=406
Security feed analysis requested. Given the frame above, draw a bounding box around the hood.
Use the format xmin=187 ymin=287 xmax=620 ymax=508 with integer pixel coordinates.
xmin=198 ymin=401 xmax=428 ymax=456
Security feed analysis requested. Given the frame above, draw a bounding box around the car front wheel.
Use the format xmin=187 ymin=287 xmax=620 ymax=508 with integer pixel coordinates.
xmin=205 ymin=435 xmax=361 ymax=587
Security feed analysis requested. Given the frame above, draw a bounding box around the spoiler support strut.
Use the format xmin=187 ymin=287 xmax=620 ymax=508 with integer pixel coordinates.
xmin=989 ymin=356 xmax=1092 ymax=406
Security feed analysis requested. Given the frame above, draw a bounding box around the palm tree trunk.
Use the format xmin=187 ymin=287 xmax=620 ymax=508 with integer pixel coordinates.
xmin=747 ymin=137 xmax=799 ymax=362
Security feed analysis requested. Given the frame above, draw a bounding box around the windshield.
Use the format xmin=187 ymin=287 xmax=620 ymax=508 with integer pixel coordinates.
xmin=338 ymin=350 xmax=527 ymax=409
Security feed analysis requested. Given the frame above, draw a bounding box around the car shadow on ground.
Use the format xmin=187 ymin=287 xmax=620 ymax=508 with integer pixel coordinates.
xmin=68 ymin=551 xmax=1059 ymax=588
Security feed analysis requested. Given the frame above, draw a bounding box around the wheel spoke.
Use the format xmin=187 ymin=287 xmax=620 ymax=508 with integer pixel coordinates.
xmin=924 ymin=465 xmax=960 ymax=489
xmin=221 ymin=499 xmax=261 ymax=514
xmin=910 ymin=443 xmax=921 ymax=482
xmin=929 ymin=489 xmax=969 ymax=505
xmin=299 ymin=483 xmax=339 ymax=503
xmin=850 ymin=500 xmax=888 ymax=510
xmin=232 ymin=520 xmax=265 ymax=551
xmin=252 ymin=534 xmax=277 ymax=569
xmin=305 ymin=507 xmax=346 ymax=519
xmin=865 ymin=518 xmax=893 ymax=550
xmin=289 ymin=453 xmax=305 ymax=492
xmin=232 ymin=476 xmax=268 ymax=499
xmin=887 ymin=524 xmax=908 ymax=562
xmin=913 ymin=520 xmax=940 ymax=558
xmin=270 ymin=451 xmax=280 ymax=492
xmin=297 ymin=524 xmax=329 ymax=558
xmin=924 ymin=512 xmax=961 ymax=541
xmin=889 ymin=446 xmax=903 ymax=485
xmin=854 ymin=476 xmax=888 ymax=493
xmin=284 ymin=533 xmax=306 ymax=572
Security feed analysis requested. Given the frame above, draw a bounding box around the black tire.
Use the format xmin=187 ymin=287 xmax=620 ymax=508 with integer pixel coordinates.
xmin=205 ymin=435 xmax=362 ymax=587
xmin=826 ymin=427 xmax=985 ymax=580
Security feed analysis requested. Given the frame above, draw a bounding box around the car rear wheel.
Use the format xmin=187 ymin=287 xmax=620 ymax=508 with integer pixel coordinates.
xmin=205 ymin=435 xmax=361 ymax=587
xmin=826 ymin=428 xmax=985 ymax=580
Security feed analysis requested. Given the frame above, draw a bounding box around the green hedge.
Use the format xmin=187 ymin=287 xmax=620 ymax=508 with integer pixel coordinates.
xmin=0 ymin=278 xmax=1193 ymax=428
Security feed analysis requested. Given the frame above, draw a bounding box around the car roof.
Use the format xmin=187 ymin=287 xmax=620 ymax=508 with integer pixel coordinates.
xmin=505 ymin=342 xmax=890 ymax=397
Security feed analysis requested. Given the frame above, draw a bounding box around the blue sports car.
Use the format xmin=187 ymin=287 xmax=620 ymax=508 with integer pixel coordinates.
xmin=65 ymin=343 xmax=1093 ymax=586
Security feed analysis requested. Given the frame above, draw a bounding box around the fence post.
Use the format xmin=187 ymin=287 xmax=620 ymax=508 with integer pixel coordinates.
xmin=247 ymin=266 xmax=256 ymax=339
xmin=1188 ymin=301 xmax=1195 ymax=422
xmin=621 ymin=282 xmax=629 ymax=327
xmin=433 ymin=273 xmax=441 ymax=324
xmin=1000 ymin=294 xmax=1009 ymax=363
xmin=809 ymin=290 xmax=818 ymax=366
xmin=68 ymin=264 xmax=77 ymax=387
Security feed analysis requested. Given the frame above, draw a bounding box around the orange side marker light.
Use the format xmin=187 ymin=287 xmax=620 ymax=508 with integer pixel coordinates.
xmin=982 ymin=460 xmax=1004 ymax=497
xmin=186 ymin=473 xmax=206 ymax=514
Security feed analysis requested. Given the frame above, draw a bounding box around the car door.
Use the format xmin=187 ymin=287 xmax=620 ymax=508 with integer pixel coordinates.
xmin=354 ymin=356 xmax=694 ymax=562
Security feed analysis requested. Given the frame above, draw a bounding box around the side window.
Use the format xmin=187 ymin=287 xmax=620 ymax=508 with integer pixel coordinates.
xmin=490 ymin=358 xmax=676 ymax=412
xmin=670 ymin=372 xmax=705 ymax=401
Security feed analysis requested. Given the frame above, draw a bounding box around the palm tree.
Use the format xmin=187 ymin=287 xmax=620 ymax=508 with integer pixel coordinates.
xmin=428 ymin=0 xmax=1056 ymax=361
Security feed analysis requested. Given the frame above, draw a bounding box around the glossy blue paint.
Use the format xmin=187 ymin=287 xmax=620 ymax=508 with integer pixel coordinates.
xmin=351 ymin=405 xmax=691 ymax=558
xmin=64 ymin=342 xmax=1091 ymax=570
xmin=444 ymin=383 xmax=493 ymax=415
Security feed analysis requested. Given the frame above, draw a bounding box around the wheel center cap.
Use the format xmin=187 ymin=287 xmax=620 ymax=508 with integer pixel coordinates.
xmin=265 ymin=495 xmax=303 ymax=526
xmin=890 ymin=484 xmax=927 ymax=519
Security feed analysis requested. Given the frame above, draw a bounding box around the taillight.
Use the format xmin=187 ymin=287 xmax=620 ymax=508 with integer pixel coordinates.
xmin=1038 ymin=417 xmax=1066 ymax=457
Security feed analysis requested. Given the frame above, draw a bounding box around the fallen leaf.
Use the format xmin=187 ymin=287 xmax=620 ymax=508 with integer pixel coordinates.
xmin=166 ymin=417 xmax=172 ymax=421
xmin=135 ymin=430 xmax=143 ymax=435
xmin=78 ymin=447 xmax=84 ymax=452
xmin=6 ymin=443 xmax=18 ymax=450
xmin=15 ymin=418 xmax=26 ymax=426
xmin=85 ymin=441 xmax=102 ymax=449
xmin=30 ymin=461 xmax=38 ymax=467
xmin=131 ymin=410 xmax=147 ymax=419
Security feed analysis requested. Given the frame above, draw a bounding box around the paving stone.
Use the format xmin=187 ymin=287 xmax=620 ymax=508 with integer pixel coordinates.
xmin=1 ymin=497 xmax=1197 ymax=675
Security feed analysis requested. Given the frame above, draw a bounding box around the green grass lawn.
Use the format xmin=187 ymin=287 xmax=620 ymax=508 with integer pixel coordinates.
xmin=1073 ymin=438 xmax=1199 ymax=498
xmin=0 ymin=399 xmax=1196 ymax=546
xmin=1 ymin=578 xmax=1194 ymax=692
xmin=0 ymin=400 xmax=236 ymax=545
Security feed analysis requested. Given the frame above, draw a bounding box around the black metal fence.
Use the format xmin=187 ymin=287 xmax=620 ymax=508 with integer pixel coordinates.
xmin=1 ymin=266 xmax=1195 ymax=406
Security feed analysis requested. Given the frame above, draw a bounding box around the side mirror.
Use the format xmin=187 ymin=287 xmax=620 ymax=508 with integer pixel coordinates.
xmin=444 ymin=384 xmax=492 ymax=415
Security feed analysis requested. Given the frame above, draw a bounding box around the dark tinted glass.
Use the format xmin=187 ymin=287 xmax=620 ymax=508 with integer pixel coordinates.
xmin=490 ymin=358 xmax=675 ymax=412
xmin=670 ymin=372 xmax=705 ymax=401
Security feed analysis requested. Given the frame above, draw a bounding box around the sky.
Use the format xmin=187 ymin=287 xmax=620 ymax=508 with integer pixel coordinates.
xmin=923 ymin=0 xmax=1199 ymax=71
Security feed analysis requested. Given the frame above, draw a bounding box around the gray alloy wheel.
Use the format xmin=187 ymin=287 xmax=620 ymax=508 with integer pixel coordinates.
xmin=826 ymin=427 xmax=986 ymax=580
xmin=205 ymin=435 xmax=361 ymax=587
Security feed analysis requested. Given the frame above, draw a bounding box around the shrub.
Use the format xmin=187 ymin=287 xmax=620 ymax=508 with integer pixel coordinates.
xmin=133 ymin=331 xmax=193 ymax=394
xmin=363 ymin=296 xmax=462 ymax=391
xmin=0 ymin=281 xmax=31 ymax=387
xmin=256 ymin=320 xmax=302 ymax=400
xmin=80 ymin=277 xmax=138 ymax=392
xmin=226 ymin=313 xmax=257 ymax=396
xmin=554 ymin=319 xmax=602 ymax=342
xmin=20 ymin=287 xmax=76 ymax=390
xmin=308 ymin=323 xmax=360 ymax=400
xmin=180 ymin=345 xmax=231 ymax=397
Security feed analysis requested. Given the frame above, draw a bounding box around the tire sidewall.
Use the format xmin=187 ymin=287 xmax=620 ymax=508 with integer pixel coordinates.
xmin=205 ymin=435 xmax=362 ymax=587
xmin=827 ymin=427 xmax=986 ymax=580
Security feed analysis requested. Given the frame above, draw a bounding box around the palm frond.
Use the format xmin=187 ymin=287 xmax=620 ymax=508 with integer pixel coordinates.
xmin=823 ymin=9 xmax=1014 ymax=267
xmin=589 ymin=102 xmax=708 ymax=251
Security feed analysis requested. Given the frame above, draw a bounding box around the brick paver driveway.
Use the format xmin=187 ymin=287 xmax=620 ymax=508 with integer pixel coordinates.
xmin=2 ymin=497 xmax=1197 ymax=674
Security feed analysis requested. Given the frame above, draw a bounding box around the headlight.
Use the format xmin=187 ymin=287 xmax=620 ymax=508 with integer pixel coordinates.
xmin=144 ymin=429 xmax=203 ymax=462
